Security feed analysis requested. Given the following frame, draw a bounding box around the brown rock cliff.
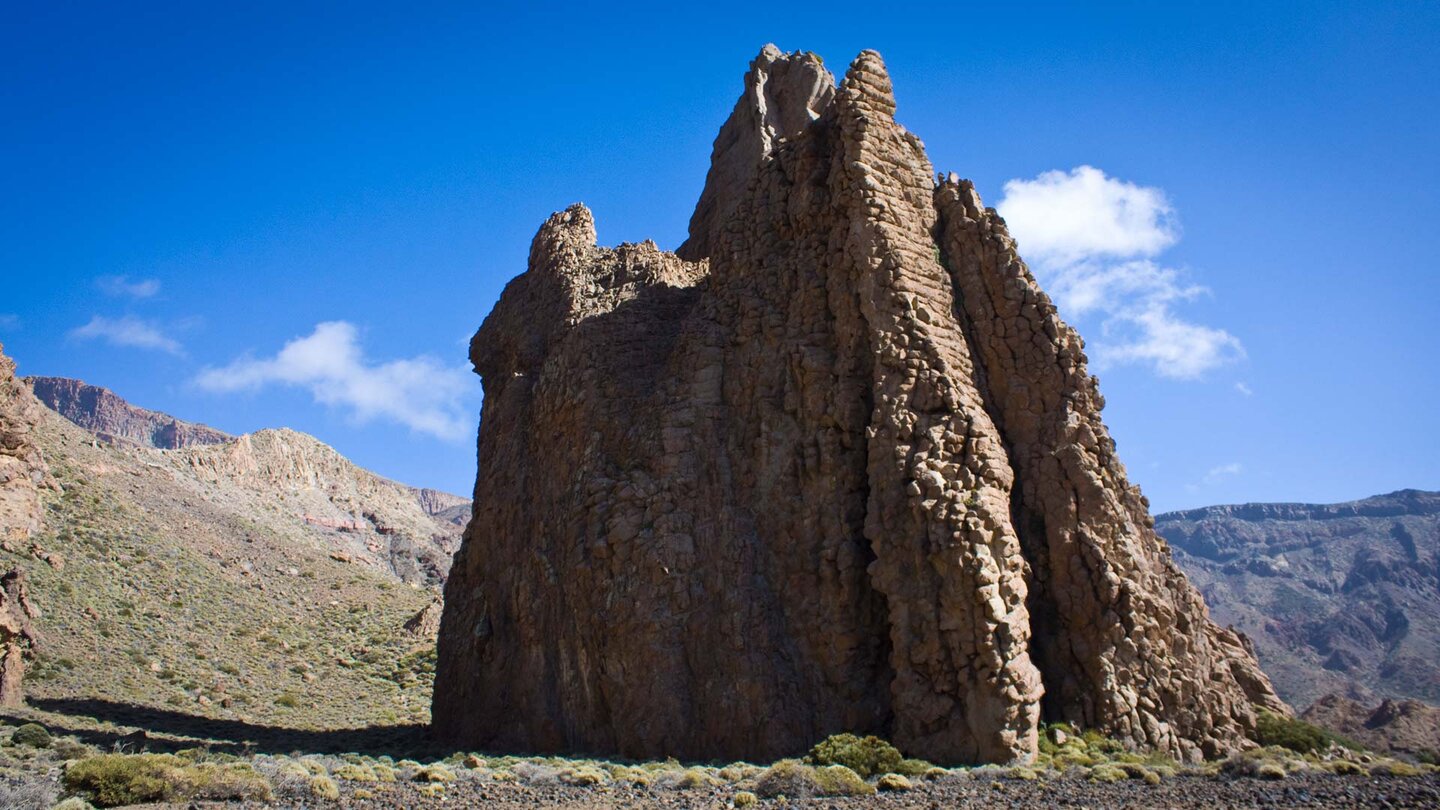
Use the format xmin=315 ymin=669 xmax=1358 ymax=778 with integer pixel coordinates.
xmin=434 ymin=47 xmax=1285 ymax=764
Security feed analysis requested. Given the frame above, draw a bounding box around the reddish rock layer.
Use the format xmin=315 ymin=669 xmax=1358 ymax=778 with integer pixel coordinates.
xmin=434 ymin=47 xmax=1285 ymax=764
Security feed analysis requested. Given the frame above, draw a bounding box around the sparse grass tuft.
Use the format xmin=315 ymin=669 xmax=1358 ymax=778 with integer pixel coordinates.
xmin=309 ymin=774 xmax=340 ymax=800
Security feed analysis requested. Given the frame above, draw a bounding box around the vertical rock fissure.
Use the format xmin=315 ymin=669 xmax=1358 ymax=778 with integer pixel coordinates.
xmin=931 ymin=204 xmax=1068 ymax=725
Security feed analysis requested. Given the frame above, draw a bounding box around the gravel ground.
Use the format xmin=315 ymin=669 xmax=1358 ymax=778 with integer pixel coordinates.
xmin=134 ymin=770 xmax=1440 ymax=809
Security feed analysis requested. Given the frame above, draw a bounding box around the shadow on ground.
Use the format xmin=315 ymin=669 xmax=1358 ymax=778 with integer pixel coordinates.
xmin=14 ymin=697 xmax=439 ymax=757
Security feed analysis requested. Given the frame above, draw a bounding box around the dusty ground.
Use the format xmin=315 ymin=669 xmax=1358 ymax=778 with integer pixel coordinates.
xmin=126 ymin=771 xmax=1440 ymax=809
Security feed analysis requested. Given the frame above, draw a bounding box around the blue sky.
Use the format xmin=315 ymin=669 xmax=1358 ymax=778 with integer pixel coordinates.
xmin=2 ymin=2 xmax=1436 ymax=511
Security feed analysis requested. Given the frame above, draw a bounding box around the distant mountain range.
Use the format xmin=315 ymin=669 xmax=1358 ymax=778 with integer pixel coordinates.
xmin=26 ymin=374 xmax=469 ymax=586
xmin=1157 ymin=490 xmax=1440 ymax=711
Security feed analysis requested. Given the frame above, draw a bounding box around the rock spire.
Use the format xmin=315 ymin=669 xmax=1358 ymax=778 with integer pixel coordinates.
xmin=433 ymin=47 xmax=1285 ymax=764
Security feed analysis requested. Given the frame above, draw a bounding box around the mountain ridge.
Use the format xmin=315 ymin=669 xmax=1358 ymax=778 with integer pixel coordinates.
xmin=1157 ymin=488 xmax=1440 ymax=710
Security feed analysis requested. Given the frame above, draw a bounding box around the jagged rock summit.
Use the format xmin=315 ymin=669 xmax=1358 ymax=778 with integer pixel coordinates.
xmin=435 ymin=47 xmax=1285 ymax=764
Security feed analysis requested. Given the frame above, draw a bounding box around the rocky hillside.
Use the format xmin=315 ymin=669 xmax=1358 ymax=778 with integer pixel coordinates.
xmin=434 ymin=45 xmax=1283 ymax=766
xmin=1302 ymin=693 xmax=1440 ymax=757
xmin=1157 ymin=490 xmax=1440 ymax=709
xmin=0 ymin=345 xmax=56 ymax=546
xmin=0 ymin=342 xmax=464 ymax=731
xmin=28 ymin=376 xmax=231 ymax=449
xmin=30 ymin=377 xmax=467 ymax=588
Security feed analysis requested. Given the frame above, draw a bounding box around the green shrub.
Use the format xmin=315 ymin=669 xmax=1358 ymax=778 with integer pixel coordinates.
xmin=332 ymin=764 xmax=377 ymax=782
xmin=414 ymin=764 xmax=456 ymax=783
xmin=1371 ymin=761 xmax=1423 ymax=778
xmin=61 ymin=753 xmax=271 ymax=807
xmin=51 ymin=799 xmax=95 ymax=810
xmin=1003 ymin=766 xmax=1040 ymax=780
xmin=813 ymin=765 xmax=876 ymax=796
xmin=672 ymin=767 xmax=720 ymax=789
xmin=877 ymin=773 xmax=913 ymax=791
xmin=894 ymin=757 xmax=933 ymax=776
xmin=718 ymin=763 xmax=762 ymax=781
xmin=1417 ymin=748 xmax=1439 ymax=766
xmin=63 ymin=754 xmax=178 ymax=806
xmin=1327 ymin=760 xmax=1366 ymax=776
xmin=806 ymin=733 xmax=902 ymax=777
xmin=559 ymin=766 xmax=608 ymax=786
xmin=1255 ymin=711 xmax=1328 ymax=754
xmin=1088 ymin=763 xmax=1128 ymax=783
xmin=12 ymin=722 xmax=52 ymax=748
xmin=170 ymin=761 xmax=272 ymax=801
xmin=1256 ymin=762 xmax=1286 ymax=780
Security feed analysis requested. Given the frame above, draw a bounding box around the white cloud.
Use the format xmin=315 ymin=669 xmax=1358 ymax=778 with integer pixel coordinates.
xmin=997 ymin=165 xmax=1242 ymax=379
xmin=70 ymin=315 xmax=183 ymax=355
xmin=1202 ymin=462 xmax=1243 ymax=486
xmin=1235 ymin=382 xmax=1253 ymax=397
xmin=97 ymin=275 xmax=161 ymax=299
xmin=195 ymin=321 xmax=473 ymax=441
xmin=0 ymin=314 xmax=19 ymax=330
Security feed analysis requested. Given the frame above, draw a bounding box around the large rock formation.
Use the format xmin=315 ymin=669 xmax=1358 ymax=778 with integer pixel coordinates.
xmin=28 ymin=376 xmax=233 ymax=449
xmin=1158 ymin=489 xmax=1440 ymax=708
xmin=435 ymin=47 xmax=1285 ymax=764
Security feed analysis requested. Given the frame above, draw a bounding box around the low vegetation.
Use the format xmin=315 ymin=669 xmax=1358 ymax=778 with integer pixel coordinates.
xmin=62 ymin=753 xmax=272 ymax=807
xmin=805 ymin=732 xmax=902 ymax=777
xmin=1254 ymin=710 xmax=1360 ymax=753
xmin=9 ymin=420 xmax=438 ymax=733
xmin=0 ymin=719 xmax=1435 ymax=808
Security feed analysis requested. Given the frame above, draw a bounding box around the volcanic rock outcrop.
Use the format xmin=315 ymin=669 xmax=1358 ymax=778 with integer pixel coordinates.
xmin=435 ymin=46 xmax=1285 ymax=764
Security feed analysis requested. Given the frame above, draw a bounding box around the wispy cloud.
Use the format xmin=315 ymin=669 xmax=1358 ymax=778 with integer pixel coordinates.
xmin=195 ymin=321 xmax=473 ymax=441
xmin=96 ymin=275 xmax=161 ymax=299
xmin=1202 ymin=462 xmax=1243 ymax=485
xmin=997 ymin=166 xmax=1243 ymax=379
xmin=70 ymin=315 xmax=183 ymax=355
xmin=1235 ymin=382 xmax=1253 ymax=397
xmin=0 ymin=314 xmax=19 ymax=330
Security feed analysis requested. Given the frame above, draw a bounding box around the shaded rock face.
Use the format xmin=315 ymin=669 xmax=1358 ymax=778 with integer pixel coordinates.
xmin=28 ymin=376 xmax=233 ymax=449
xmin=435 ymin=47 xmax=1284 ymax=764
xmin=0 ymin=345 xmax=56 ymax=544
xmin=1158 ymin=490 xmax=1440 ymax=708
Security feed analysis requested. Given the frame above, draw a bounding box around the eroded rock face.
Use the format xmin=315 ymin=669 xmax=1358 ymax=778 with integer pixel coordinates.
xmin=0 ymin=345 xmax=56 ymax=545
xmin=435 ymin=47 xmax=1285 ymax=764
